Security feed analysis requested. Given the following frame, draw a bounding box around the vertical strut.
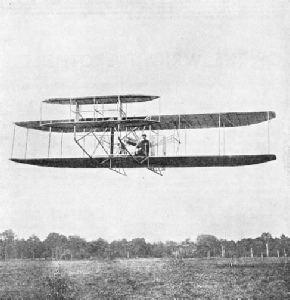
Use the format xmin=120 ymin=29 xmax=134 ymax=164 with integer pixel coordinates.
xmin=173 ymin=126 xmax=176 ymax=154
xmin=157 ymin=130 xmax=159 ymax=156
xmin=40 ymin=103 xmax=42 ymax=126
xmin=158 ymin=98 xmax=161 ymax=122
xmin=185 ymin=126 xmax=187 ymax=155
xmin=11 ymin=124 xmax=16 ymax=159
xmin=93 ymin=98 xmax=96 ymax=120
xmin=24 ymin=128 xmax=29 ymax=159
xmin=48 ymin=127 xmax=52 ymax=158
xmin=267 ymin=111 xmax=270 ymax=154
xmin=83 ymin=128 xmax=86 ymax=157
xmin=163 ymin=136 xmax=166 ymax=156
xmin=218 ymin=113 xmax=221 ymax=156
xmin=70 ymin=99 xmax=72 ymax=120
xmin=75 ymin=102 xmax=80 ymax=122
xmin=149 ymin=125 xmax=152 ymax=156
xmin=223 ymin=122 xmax=226 ymax=155
xmin=60 ymin=130 xmax=63 ymax=158
xmin=110 ymin=127 xmax=115 ymax=155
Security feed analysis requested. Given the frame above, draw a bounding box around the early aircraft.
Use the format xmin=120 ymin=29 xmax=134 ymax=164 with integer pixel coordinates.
xmin=10 ymin=94 xmax=276 ymax=175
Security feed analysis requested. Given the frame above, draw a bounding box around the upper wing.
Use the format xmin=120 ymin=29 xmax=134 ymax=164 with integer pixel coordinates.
xmin=43 ymin=94 xmax=159 ymax=105
xmin=150 ymin=111 xmax=276 ymax=130
xmin=15 ymin=111 xmax=276 ymax=132
xmin=41 ymin=119 xmax=158 ymax=130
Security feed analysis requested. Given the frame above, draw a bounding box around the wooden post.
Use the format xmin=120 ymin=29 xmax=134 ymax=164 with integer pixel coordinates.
xmin=266 ymin=243 xmax=269 ymax=257
xmin=221 ymin=245 xmax=225 ymax=258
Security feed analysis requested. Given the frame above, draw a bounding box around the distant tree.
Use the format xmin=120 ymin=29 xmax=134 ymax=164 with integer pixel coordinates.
xmin=27 ymin=235 xmax=43 ymax=259
xmin=196 ymin=235 xmax=220 ymax=257
xmin=272 ymin=238 xmax=283 ymax=257
xmin=16 ymin=239 xmax=28 ymax=259
xmin=43 ymin=233 xmax=68 ymax=259
xmin=67 ymin=235 xmax=87 ymax=259
xmin=88 ymin=238 xmax=109 ymax=258
xmin=253 ymin=238 xmax=264 ymax=258
xmin=236 ymin=240 xmax=248 ymax=257
xmin=237 ymin=239 xmax=254 ymax=257
xmin=165 ymin=240 xmax=178 ymax=257
xmin=131 ymin=238 xmax=148 ymax=257
xmin=110 ymin=239 xmax=130 ymax=258
xmin=0 ymin=230 xmax=17 ymax=260
xmin=223 ymin=240 xmax=237 ymax=258
xmin=150 ymin=242 xmax=166 ymax=258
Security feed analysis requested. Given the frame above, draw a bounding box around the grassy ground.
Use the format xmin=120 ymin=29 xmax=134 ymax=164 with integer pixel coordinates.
xmin=0 ymin=257 xmax=289 ymax=299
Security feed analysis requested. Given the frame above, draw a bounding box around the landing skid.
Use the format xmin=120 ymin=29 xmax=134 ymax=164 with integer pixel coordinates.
xmin=147 ymin=166 xmax=164 ymax=176
xmin=139 ymin=156 xmax=165 ymax=176
xmin=109 ymin=161 xmax=127 ymax=176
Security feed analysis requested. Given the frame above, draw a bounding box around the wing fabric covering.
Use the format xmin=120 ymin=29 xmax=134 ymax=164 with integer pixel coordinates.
xmin=14 ymin=111 xmax=276 ymax=133
xmin=10 ymin=154 xmax=276 ymax=168
xmin=43 ymin=95 xmax=159 ymax=105
xmin=150 ymin=111 xmax=276 ymax=130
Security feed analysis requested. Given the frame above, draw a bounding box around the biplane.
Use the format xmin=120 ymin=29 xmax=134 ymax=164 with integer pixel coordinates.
xmin=10 ymin=94 xmax=276 ymax=176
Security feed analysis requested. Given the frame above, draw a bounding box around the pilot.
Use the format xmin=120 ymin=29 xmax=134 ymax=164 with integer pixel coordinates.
xmin=135 ymin=134 xmax=150 ymax=156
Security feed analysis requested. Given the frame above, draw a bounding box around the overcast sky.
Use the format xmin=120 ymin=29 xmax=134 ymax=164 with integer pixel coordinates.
xmin=0 ymin=0 xmax=289 ymax=243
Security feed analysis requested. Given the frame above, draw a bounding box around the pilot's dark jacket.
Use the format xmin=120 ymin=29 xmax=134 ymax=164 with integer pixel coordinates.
xmin=137 ymin=139 xmax=150 ymax=156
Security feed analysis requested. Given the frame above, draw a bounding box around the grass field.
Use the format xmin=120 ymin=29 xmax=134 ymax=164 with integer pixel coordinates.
xmin=0 ymin=258 xmax=289 ymax=299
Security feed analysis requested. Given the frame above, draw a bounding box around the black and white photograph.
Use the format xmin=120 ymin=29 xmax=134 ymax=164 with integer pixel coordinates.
xmin=0 ymin=0 xmax=289 ymax=298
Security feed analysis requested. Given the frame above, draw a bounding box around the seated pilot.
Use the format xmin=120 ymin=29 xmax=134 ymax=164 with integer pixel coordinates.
xmin=135 ymin=134 xmax=150 ymax=156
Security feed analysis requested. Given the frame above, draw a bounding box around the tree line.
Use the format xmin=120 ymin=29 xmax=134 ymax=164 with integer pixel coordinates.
xmin=0 ymin=230 xmax=289 ymax=260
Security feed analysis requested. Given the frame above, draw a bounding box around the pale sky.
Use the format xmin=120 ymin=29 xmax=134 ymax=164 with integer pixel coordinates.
xmin=0 ymin=0 xmax=289 ymax=243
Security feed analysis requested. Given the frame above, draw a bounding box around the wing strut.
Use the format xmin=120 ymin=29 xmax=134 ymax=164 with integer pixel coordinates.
xmin=60 ymin=131 xmax=63 ymax=157
xmin=110 ymin=128 xmax=114 ymax=155
xmin=25 ymin=128 xmax=29 ymax=159
xmin=74 ymin=126 xmax=92 ymax=158
xmin=267 ymin=111 xmax=270 ymax=154
xmin=48 ymin=127 xmax=52 ymax=158
xmin=11 ymin=124 xmax=16 ymax=159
